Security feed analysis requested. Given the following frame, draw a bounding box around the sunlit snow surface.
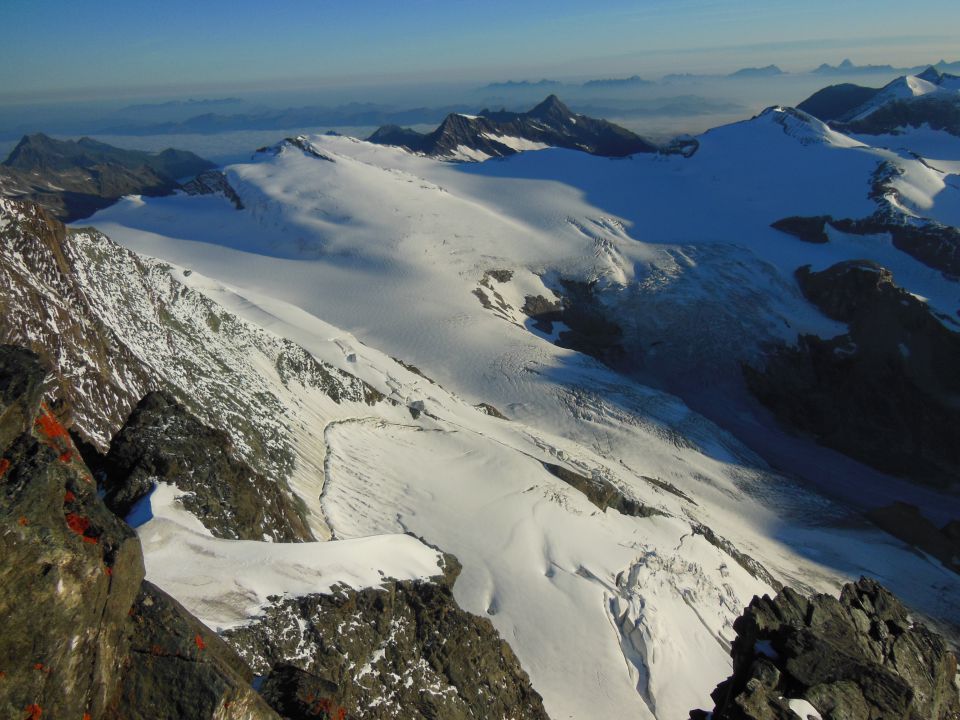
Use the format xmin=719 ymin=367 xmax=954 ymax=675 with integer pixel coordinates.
xmin=85 ymin=111 xmax=960 ymax=719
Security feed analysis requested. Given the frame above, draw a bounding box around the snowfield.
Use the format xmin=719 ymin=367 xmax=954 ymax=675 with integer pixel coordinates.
xmin=83 ymin=108 xmax=960 ymax=719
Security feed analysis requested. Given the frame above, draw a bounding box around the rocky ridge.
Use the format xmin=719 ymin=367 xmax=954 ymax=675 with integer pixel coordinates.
xmin=0 ymin=345 xmax=279 ymax=720
xmin=224 ymin=554 xmax=550 ymax=720
xmin=0 ymin=133 xmax=214 ymax=221
xmin=691 ymin=578 xmax=960 ymax=719
xmin=368 ymin=95 xmax=658 ymax=160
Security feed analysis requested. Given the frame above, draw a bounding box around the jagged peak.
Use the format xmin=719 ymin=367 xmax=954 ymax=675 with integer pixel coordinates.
xmin=528 ymin=94 xmax=572 ymax=119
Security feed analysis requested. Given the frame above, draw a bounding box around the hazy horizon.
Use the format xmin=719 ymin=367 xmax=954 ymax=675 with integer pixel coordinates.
xmin=2 ymin=0 xmax=959 ymax=105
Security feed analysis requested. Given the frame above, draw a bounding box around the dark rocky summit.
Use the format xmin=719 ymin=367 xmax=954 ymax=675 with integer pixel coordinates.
xmin=0 ymin=133 xmax=214 ymax=221
xmin=224 ymin=554 xmax=550 ymax=720
xmin=99 ymin=391 xmax=314 ymax=542
xmin=746 ymin=260 xmax=960 ymax=490
xmin=368 ymin=94 xmax=658 ymax=160
xmin=691 ymin=578 xmax=960 ymax=720
xmin=0 ymin=345 xmax=278 ymax=719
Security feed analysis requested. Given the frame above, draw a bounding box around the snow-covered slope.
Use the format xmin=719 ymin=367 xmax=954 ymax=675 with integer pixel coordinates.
xmin=844 ymin=67 xmax=960 ymax=122
xmin=78 ymin=113 xmax=960 ymax=718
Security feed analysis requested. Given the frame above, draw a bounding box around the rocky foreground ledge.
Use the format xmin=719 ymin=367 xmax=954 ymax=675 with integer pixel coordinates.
xmin=0 ymin=344 xmax=548 ymax=719
xmin=691 ymin=578 xmax=960 ymax=720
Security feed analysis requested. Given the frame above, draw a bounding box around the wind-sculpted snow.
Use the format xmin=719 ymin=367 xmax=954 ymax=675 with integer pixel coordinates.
xmin=81 ymin=117 xmax=960 ymax=717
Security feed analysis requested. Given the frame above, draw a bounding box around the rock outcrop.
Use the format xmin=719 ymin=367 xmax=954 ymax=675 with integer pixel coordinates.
xmin=115 ymin=581 xmax=276 ymax=720
xmin=0 ymin=345 xmax=278 ymax=720
xmin=181 ymin=169 xmax=245 ymax=209
xmin=746 ymin=260 xmax=960 ymax=489
xmin=692 ymin=578 xmax=960 ymax=720
xmin=223 ymin=555 xmax=551 ymax=720
xmin=100 ymin=391 xmax=314 ymax=542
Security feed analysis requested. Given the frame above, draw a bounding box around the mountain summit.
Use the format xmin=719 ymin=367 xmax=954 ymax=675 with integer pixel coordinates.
xmin=367 ymin=95 xmax=658 ymax=160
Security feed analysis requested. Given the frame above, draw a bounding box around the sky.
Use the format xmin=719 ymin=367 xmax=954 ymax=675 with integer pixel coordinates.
xmin=1 ymin=0 xmax=959 ymax=103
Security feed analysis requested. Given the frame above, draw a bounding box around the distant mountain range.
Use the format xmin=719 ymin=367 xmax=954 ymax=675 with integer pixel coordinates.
xmin=727 ymin=64 xmax=784 ymax=78
xmin=367 ymin=95 xmax=658 ymax=160
xmin=813 ymin=58 xmax=960 ymax=76
xmin=0 ymin=133 xmax=213 ymax=221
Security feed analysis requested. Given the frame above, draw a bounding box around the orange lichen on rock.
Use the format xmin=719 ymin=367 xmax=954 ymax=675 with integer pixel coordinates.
xmin=34 ymin=406 xmax=80 ymax=467
xmin=34 ymin=406 xmax=69 ymax=442
xmin=313 ymin=698 xmax=348 ymax=720
xmin=64 ymin=513 xmax=98 ymax=544
xmin=65 ymin=513 xmax=90 ymax=535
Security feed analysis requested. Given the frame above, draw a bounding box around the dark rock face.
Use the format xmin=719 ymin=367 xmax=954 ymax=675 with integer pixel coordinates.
xmin=0 ymin=346 xmax=144 ymax=720
xmin=770 ymin=216 xmax=831 ymax=244
xmin=368 ymin=94 xmax=658 ymax=160
xmin=114 ymin=581 xmax=277 ymax=720
xmin=0 ymin=345 xmax=277 ymax=720
xmin=797 ymin=84 xmax=883 ymax=123
xmin=0 ymin=344 xmax=46 ymax=451
xmin=832 ymin=215 xmax=960 ymax=279
xmin=522 ymin=279 xmax=626 ymax=366
xmin=0 ymin=133 xmax=214 ymax=221
xmin=746 ymin=260 xmax=960 ymax=489
xmin=693 ymin=578 xmax=960 ymax=720
xmin=224 ymin=557 xmax=550 ymax=720
xmin=690 ymin=523 xmax=783 ymax=592
xmin=181 ymin=170 xmax=245 ymax=209
xmin=542 ymin=461 xmax=664 ymax=517
xmin=102 ymin=391 xmax=314 ymax=542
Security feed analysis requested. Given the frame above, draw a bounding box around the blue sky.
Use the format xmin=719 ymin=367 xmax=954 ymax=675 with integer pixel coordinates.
xmin=2 ymin=0 xmax=958 ymax=101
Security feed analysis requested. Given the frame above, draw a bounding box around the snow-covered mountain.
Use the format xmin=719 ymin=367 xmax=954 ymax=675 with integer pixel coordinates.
xmin=367 ymin=94 xmax=658 ymax=161
xmin=800 ymin=66 xmax=960 ymax=137
xmin=16 ymin=97 xmax=949 ymax=718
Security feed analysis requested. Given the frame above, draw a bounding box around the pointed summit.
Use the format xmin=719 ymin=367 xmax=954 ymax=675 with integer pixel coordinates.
xmin=528 ymin=94 xmax=573 ymax=121
xmin=917 ymin=65 xmax=942 ymax=83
